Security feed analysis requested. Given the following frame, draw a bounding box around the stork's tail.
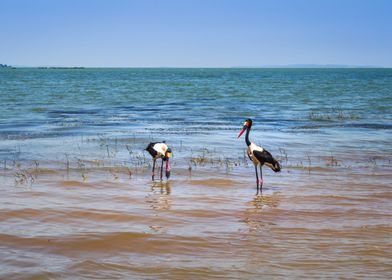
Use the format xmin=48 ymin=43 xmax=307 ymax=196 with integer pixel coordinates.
xmin=145 ymin=143 xmax=155 ymax=154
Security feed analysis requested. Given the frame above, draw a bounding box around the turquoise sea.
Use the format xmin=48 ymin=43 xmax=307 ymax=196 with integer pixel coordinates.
xmin=1 ymin=68 xmax=391 ymax=167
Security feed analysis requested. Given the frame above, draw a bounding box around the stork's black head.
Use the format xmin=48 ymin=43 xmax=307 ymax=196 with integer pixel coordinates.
xmin=237 ymin=119 xmax=253 ymax=138
xmin=272 ymin=160 xmax=281 ymax=172
xmin=244 ymin=119 xmax=252 ymax=126
xmin=164 ymin=148 xmax=172 ymax=160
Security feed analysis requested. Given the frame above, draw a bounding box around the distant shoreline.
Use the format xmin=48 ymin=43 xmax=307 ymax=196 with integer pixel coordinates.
xmin=37 ymin=66 xmax=85 ymax=69
xmin=1 ymin=66 xmax=390 ymax=69
xmin=2 ymin=62 xmax=389 ymax=69
xmin=0 ymin=64 xmax=14 ymax=69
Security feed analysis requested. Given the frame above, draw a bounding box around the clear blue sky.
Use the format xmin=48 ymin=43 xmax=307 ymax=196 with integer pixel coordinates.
xmin=1 ymin=0 xmax=391 ymax=67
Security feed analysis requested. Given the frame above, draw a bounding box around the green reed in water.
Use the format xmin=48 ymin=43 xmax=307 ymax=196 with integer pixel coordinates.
xmin=2 ymin=138 xmax=391 ymax=187
xmin=308 ymin=107 xmax=359 ymax=121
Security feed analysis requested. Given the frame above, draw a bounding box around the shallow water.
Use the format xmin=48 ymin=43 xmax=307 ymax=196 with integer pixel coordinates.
xmin=0 ymin=68 xmax=391 ymax=279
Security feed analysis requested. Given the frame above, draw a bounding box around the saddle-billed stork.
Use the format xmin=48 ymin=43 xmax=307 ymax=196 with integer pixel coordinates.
xmin=145 ymin=142 xmax=172 ymax=181
xmin=237 ymin=119 xmax=281 ymax=193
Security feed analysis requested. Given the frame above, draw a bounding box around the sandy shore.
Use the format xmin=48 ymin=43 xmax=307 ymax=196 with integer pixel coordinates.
xmin=1 ymin=160 xmax=391 ymax=279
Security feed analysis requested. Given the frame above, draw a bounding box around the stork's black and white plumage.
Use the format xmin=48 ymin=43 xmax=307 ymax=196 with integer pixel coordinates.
xmin=145 ymin=142 xmax=172 ymax=181
xmin=237 ymin=119 xmax=281 ymax=193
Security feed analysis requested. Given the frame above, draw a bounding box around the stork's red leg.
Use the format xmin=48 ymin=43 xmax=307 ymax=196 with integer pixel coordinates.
xmin=151 ymin=159 xmax=156 ymax=181
xmin=259 ymin=165 xmax=263 ymax=192
xmin=160 ymin=159 xmax=164 ymax=181
xmin=254 ymin=165 xmax=259 ymax=193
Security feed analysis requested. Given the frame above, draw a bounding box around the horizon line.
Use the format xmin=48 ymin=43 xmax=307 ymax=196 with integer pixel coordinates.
xmin=2 ymin=64 xmax=389 ymax=69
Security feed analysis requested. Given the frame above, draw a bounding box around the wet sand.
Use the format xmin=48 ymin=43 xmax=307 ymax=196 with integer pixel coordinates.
xmin=1 ymin=162 xmax=391 ymax=279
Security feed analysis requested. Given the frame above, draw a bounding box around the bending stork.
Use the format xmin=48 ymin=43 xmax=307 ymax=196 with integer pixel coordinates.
xmin=237 ymin=119 xmax=281 ymax=193
xmin=145 ymin=142 xmax=172 ymax=181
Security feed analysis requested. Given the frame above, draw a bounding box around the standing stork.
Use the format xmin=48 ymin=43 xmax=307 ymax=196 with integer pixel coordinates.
xmin=145 ymin=142 xmax=172 ymax=181
xmin=237 ymin=119 xmax=281 ymax=193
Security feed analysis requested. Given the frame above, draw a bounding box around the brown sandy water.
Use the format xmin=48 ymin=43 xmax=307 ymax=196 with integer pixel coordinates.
xmin=1 ymin=163 xmax=391 ymax=279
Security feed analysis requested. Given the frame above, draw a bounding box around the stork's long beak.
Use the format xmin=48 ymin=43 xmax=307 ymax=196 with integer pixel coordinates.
xmin=165 ymin=159 xmax=171 ymax=179
xmin=237 ymin=126 xmax=247 ymax=138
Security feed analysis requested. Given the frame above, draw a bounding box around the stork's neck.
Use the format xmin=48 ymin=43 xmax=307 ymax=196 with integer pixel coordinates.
xmin=245 ymin=124 xmax=251 ymax=146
